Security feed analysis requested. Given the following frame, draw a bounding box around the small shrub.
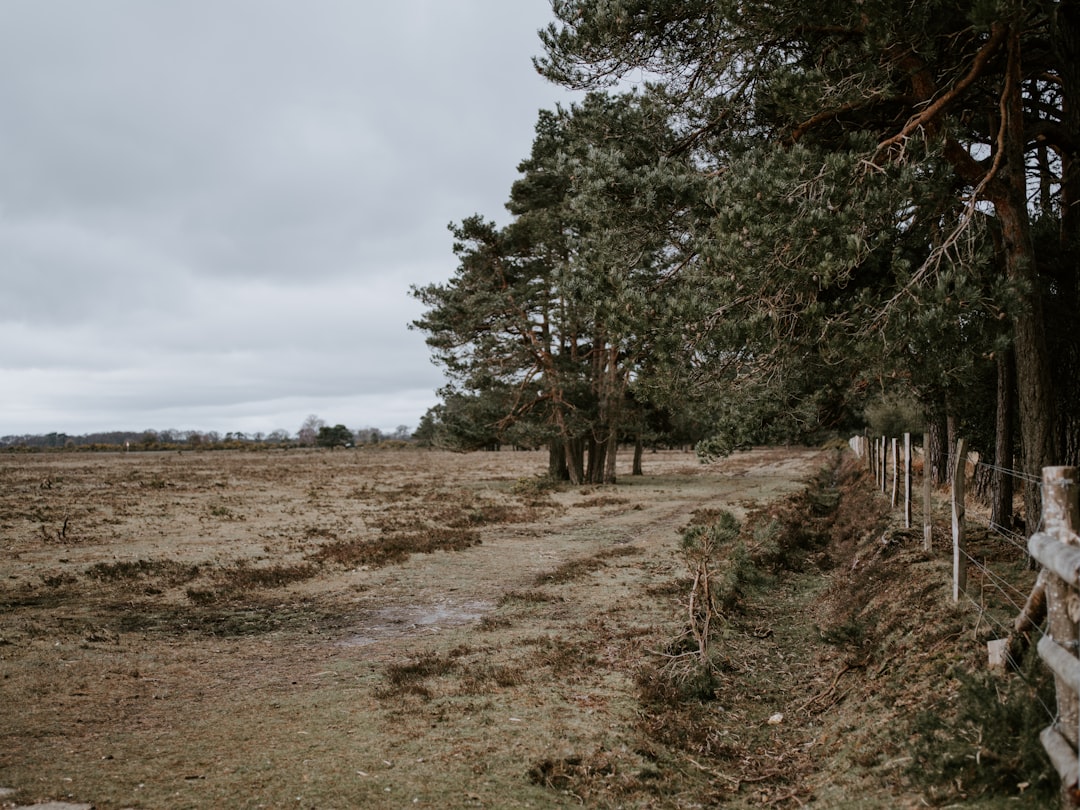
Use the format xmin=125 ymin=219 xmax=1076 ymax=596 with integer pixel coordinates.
xmin=680 ymin=510 xmax=747 ymax=619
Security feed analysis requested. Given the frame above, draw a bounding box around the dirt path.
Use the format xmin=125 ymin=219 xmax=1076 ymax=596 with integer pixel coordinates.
xmin=327 ymin=448 xmax=820 ymax=651
xmin=0 ymin=446 xmax=828 ymax=809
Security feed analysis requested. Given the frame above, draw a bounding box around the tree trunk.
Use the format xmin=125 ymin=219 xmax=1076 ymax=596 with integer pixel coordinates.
xmin=567 ymin=436 xmax=585 ymax=485
xmin=992 ymin=27 xmax=1058 ymax=531
xmin=925 ymin=406 xmax=949 ymax=487
xmin=586 ymin=436 xmax=604 ymax=484
xmin=1051 ymin=2 xmax=1080 ymax=466
xmin=603 ymin=430 xmax=618 ymax=484
xmin=549 ymin=438 xmax=569 ymax=480
xmin=992 ymin=347 xmax=1015 ymax=529
xmin=946 ymin=411 xmax=958 ymax=476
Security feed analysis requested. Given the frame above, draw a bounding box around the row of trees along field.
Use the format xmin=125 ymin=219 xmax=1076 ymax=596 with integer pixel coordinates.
xmin=411 ymin=0 xmax=1080 ymax=521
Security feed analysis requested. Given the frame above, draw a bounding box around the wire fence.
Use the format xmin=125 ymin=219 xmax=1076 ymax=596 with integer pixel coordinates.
xmin=851 ymin=436 xmax=1060 ymax=739
xmin=853 ymin=437 xmax=1080 ymax=801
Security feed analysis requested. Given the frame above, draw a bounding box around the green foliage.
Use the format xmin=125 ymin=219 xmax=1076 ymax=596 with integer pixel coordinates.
xmin=680 ymin=510 xmax=758 ymax=623
xmin=863 ymin=393 xmax=923 ymax=439
xmin=315 ymin=424 xmax=354 ymax=448
xmin=908 ymin=660 xmax=1056 ymax=804
xmin=412 ymin=92 xmax=700 ymax=481
xmin=530 ymin=0 xmax=1080 ymax=479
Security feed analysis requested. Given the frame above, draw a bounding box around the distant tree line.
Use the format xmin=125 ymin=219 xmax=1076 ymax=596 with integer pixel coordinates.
xmin=0 ymin=417 xmax=416 ymax=451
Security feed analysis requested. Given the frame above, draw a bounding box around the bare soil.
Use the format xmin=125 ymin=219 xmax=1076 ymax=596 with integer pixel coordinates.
xmin=0 ymin=446 xmax=1051 ymax=808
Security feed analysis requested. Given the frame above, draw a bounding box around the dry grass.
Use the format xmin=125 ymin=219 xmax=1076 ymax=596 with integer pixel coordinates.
xmin=0 ymin=445 xmax=1042 ymax=809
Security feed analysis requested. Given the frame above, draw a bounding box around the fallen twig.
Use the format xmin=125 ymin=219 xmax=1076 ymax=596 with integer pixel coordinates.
xmin=795 ymin=663 xmax=854 ymax=714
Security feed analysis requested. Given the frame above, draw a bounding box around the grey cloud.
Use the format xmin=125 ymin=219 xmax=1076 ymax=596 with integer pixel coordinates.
xmin=0 ymin=1 xmax=574 ymax=435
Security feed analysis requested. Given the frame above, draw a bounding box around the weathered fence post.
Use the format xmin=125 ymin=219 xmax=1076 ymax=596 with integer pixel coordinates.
xmin=1030 ymin=466 xmax=1080 ymax=807
xmin=891 ymin=437 xmax=899 ymax=509
xmin=904 ymin=433 xmax=912 ymax=529
xmin=952 ymin=437 xmax=966 ymax=602
xmin=923 ymin=432 xmax=932 ymax=552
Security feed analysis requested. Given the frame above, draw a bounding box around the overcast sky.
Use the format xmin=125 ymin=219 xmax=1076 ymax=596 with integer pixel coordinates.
xmin=0 ymin=1 xmax=581 ymax=438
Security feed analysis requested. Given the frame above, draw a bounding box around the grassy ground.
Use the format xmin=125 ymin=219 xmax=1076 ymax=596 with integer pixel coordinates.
xmin=0 ymin=446 xmax=1056 ymax=808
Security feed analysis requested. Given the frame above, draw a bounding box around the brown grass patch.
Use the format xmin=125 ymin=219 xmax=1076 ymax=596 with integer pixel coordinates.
xmin=310 ymin=527 xmax=481 ymax=568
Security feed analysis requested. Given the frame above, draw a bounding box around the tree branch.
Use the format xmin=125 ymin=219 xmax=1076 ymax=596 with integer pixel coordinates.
xmin=875 ymin=22 xmax=1009 ymax=158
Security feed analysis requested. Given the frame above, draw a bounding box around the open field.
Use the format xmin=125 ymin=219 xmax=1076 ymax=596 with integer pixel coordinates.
xmin=1 ymin=446 xmax=1051 ymax=809
xmin=0 ymin=446 xmax=827 ymax=809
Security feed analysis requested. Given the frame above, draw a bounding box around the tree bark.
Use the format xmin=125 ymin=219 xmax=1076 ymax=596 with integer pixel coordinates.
xmin=549 ymin=438 xmax=569 ymax=480
xmin=992 ymin=347 xmax=1015 ymax=528
xmin=946 ymin=411 xmax=958 ymax=478
xmin=1051 ymin=1 xmax=1080 ymax=467
xmin=603 ymin=430 xmax=618 ymax=484
xmin=925 ymin=406 xmax=950 ymax=487
xmin=990 ymin=28 xmax=1058 ymax=531
xmin=586 ymin=436 xmax=605 ymax=484
xmin=567 ymin=436 xmax=585 ymax=485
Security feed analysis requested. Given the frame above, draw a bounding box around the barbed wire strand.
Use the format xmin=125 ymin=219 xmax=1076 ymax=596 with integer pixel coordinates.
xmin=960 ymin=549 xmax=1030 ymax=612
xmin=975 ymin=460 xmax=1043 ymax=486
xmin=960 ymin=592 xmax=1057 ymax=724
xmin=968 ymin=514 xmax=1031 ymax=557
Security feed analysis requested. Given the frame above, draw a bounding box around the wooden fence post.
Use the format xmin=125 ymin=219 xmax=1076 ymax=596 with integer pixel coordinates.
xmin=923 ymin=432 xmax=932 ymax=552
xmin=952 ymin=437 xmax=966 ymax=602
xmin=1030 ymin=466 xmax=1080 ymax=806
xmin=904 ymin=433 xmax=912 ymax=529
xmin=891 ymin=437 xmax=899 ymax=508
